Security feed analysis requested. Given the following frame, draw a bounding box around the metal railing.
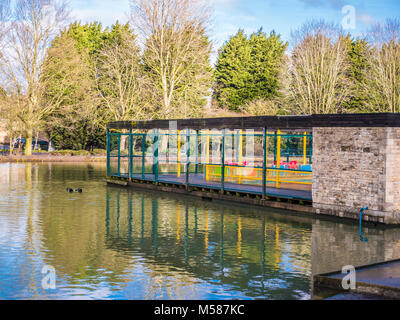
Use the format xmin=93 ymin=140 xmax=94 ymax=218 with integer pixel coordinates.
xmin=106 ymin=129 xmax=312 ymax=193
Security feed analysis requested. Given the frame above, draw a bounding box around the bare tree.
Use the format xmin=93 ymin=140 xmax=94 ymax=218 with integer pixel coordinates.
xmin=364 ymin=18 xmax=400 ymax=112
xmin=368 ymin=17 xmax=400 ymax=46
xmin=130 ymin=0 xmax=213 ymax=118
xmin=0 ymin=1 xmax=11 ymax=111
xmin=0 ymin=93 xmax=24 ymax=155
xmin=283 ymin=21 xmax=352 ymax=114
xmin=0 ymin=0 xmax=70 ymax=156
xmin=0 ymin=0 xmax=11 ymax=41
xmin=96 ymin=26 xmax=153 ymax=121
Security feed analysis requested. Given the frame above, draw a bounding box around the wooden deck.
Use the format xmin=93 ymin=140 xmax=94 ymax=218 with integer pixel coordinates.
xmin=117 ymin=173 xmax=312 ymax=201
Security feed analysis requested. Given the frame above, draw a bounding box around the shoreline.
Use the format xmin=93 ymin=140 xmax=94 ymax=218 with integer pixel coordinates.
xmin=0 ymin=154 xmax=106 ymax=163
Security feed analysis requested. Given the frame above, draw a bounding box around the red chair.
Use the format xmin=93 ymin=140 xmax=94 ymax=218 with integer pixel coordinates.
xmin=288 ymin=161 xmax=298 ymax=169
xmin=274 ymin=161 xmax=287 ymax=165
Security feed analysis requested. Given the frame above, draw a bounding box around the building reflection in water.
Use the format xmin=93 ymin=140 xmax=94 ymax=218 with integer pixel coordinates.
xmin=104 ymin=187 xmax=313 ymax=299
xmin=104 ymin=185 xmax=400 ymax=299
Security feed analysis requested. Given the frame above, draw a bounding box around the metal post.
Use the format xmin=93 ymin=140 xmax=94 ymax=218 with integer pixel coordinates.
xmin=221 ymin=129 xmax=225 ymax=193
xmin=265 ymin=131 xmax=269 ymax=169
xmin=276 ymin=129 xmax=281 ymax=189
xmin=273 ymin=131 xmax=277 ymax=163
xmin=204 ymin=129 xmax=211 ymax=181
xmin=177 ymin=130 xmax=181 ymax=178
xmin=186 ymin=129 xmax=190 ymax=188
xmin=128 ymin=128 xmax=132 ymax=182
xmin=106 ymin=129 xmax=110 ymax=176
xmin=206 ymin=129 xmax=210 ymax=164
xmin=117 ymin=133 xmax=121 ymax=176
xmin=142 ymin=133 xmax=145 ymax=179
xmin=262 ymin=128 xmax=267 ymax=199
xmin=153 ymin=129 xmax=159 ymax=183
xmin=286 ymin=136 xmax=290 ymax=163
xmin=239 ymin=129 xmax=243 ymax=164
xmin=303 ymin=132 xmax=307 ymax=165
xmin=235 ymin=130 xmax=240 ymax=163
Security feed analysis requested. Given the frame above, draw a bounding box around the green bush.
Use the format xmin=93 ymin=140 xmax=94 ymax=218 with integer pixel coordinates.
xmin=50 ymin=150 xmax=74 ymax=156
xmin=72 ymin=150 xmax=91 ymax=156
xmin=50 ymin=149 xmax=91 ymax=156
xmin=91 ymin=148 xmax=107 ymax=156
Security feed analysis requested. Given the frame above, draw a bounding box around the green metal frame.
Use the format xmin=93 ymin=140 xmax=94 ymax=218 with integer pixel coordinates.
xmin=221 ymin=129 xmax=225 ymax=193
xmin=106 ymin=129 xmax=313 ymax=192
xmin=262 ymin=128 xmax=267 ymax=199
xmin=186 ymin=129 xmax=190 ymax=187
xmin=153 ymin=129 xmax=159 ymax=183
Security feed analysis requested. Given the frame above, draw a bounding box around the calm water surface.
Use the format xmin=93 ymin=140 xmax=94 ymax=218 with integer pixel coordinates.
xmin=1 ymin=162 xmax=400 ymax=300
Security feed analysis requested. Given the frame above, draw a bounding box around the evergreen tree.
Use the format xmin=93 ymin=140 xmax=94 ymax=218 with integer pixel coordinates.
xmin=214 ymin=30 xmax=252 ymax=111
xmin=343 ymin=37 xmax=370 ymax=112
xmin=248 ymin=30 xmax=287 ymax=101
xmin=68 ymin=21 xmax=108 ymax=56
xmin=214 ymin=29 xmax=287 ymax=111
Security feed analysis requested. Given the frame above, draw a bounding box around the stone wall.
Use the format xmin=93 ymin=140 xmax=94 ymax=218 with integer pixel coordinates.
xmin=312 ymin=127 xmax=400 ymax=224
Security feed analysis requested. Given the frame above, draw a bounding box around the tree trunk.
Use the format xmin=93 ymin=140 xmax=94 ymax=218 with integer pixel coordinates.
xmin=25 ymin=127 xmax=33 ymax=156
xmin=9 ymin=139 xmax=13 ymax=156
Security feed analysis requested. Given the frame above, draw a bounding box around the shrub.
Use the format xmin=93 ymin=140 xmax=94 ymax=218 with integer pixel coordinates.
xmin=72 ymin=150 xmax=91 ymax=156
xmin=239 ymin=98 xmax=279 ymax=116
xmin=50 ymin=150 xmax=74 ymax=156
xmin=50 ymin=149 xmax=91 ymax=156
xmin=91 ymin=149 xmax=107 ymax=156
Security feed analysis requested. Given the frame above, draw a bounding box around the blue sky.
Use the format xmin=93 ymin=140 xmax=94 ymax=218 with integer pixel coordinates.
xmin=70 ymin=0 xmax=400 ymax=49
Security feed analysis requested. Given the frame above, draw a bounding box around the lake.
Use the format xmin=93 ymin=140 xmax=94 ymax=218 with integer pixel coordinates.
xmin=1 ymin=162 xmax=400 ymax=299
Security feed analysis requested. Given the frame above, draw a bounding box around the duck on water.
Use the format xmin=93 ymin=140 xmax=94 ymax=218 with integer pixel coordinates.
xmin=66 ymin=188 xmax=82 ymax=193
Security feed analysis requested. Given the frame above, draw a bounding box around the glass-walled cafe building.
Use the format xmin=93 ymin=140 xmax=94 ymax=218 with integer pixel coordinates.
xmin=106 ymin=114 xmax=400 ymax=225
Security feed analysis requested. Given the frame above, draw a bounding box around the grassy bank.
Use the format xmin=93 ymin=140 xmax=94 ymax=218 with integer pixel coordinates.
xmin=0 ymin=153 xmax=106 ymax=163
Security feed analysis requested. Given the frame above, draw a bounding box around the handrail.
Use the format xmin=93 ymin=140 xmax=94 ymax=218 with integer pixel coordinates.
xmin=204 ymin=164 xmax=312 ymax=188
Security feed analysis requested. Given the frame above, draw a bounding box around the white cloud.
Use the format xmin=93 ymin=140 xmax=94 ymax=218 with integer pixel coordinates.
xmin=357 ymin=13 xmax=376 ymax=26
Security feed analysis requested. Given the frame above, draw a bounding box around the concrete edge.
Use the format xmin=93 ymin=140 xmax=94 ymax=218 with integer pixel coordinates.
xmin=313 ymin=258 xmax=400 ymax=299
